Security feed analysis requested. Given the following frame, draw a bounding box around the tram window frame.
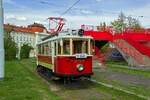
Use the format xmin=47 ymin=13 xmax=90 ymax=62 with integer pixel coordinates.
xmin=41 ymin=44 xmax=44 ymax=55
xmin=48 ymin=42 xmax=51 ymax=56
xmin=44 ymin=42 xmax=49 ymax=56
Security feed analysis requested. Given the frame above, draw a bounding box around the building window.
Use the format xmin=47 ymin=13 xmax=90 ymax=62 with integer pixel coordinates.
xmin=20 ymin=36 xmax=22 ymax=41
xmin=16 ymin=36 xmax=18 ymax=42
xmin=24 ymin=37 xmax=26 ymax=41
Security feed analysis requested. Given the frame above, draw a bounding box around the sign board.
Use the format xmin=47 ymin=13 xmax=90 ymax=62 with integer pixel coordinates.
xmin=75 ymin=53 xmax=87 ymax=59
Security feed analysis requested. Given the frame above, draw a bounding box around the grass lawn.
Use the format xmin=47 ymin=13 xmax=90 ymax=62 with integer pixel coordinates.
xmin=106 ymin=60 xmax=150 ymax=78
xmin=0 ymin=59 xmax=148 ymax=100
xmin=0 ymin=59 xmax=60 ymax=100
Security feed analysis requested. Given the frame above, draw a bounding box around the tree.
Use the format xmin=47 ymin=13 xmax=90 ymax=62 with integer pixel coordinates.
xmin=4 ymin=31 xmax=18 ymax=60
xmin=126 ymin=16 xmax=143 ymax=31
xmin=97 ymin=22 xmax=107 ymax=32
xmin=111 ymin=12 xmax=143 ymax=33
xmin=20 ymin=44 xmax=33 ymax=59
xmin=111 ymin=12 xmax=127 ymax=33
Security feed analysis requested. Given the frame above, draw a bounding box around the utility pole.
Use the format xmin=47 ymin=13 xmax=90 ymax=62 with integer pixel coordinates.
xmin=0 ymin=0 xmax=4 ymax=80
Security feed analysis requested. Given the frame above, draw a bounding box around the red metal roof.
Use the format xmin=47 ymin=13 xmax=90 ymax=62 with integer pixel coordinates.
xmin=4 ymin=23 xmax=47 ymax=34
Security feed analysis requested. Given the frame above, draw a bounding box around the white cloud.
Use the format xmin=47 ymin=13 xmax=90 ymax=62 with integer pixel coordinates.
xmin=16 ymin=16 xmax=27 ymax=21
xmin=5 ymin=15 xmax=27 ymax=21
xmin=34 ymin=20 xmax=41 ymax=23
xmin=5 ymin=15 xmax=15 ymax=19
xmin=81 ymin=10 xmax=93 ymax=14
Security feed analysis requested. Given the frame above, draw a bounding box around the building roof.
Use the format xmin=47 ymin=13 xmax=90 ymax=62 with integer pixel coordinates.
xmin=4 ymin=23 xmax=47 ymax=34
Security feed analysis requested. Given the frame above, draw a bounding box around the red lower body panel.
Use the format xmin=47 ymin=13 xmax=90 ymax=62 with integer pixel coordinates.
xmin=54 ymin=56 xmax=93 ymax=77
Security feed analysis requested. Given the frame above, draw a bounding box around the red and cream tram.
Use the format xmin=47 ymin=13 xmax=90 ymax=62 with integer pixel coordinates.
xmin=36 ymin=31 xmax=94 ymax=79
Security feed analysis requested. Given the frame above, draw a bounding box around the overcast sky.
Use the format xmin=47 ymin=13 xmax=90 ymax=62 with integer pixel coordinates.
xmin=3 ymin=0 xmax=150 ymax=29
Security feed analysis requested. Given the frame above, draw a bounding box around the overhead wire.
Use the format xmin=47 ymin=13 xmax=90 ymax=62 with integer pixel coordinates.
xmin=60 ymin=0 xmax=81 ymax=17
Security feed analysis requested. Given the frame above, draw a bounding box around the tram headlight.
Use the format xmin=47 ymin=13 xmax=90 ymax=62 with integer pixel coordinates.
xmin=77 ymin=64 xmax=84 ymax=72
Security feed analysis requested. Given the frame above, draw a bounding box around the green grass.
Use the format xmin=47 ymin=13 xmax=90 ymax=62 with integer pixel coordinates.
xmin=106 ymin=60 xmax=128 ymax=66
xmin=0 ymin=59 xmax=148 ymax=100
xmin=106 ymin=63 xmax=150 ymax=78
xmin=0 ymin=59 xmax=60 ymax=100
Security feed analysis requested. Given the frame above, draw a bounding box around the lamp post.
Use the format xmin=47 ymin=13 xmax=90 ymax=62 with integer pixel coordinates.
xmin=0 ymin=0 xmax=4 ymax=80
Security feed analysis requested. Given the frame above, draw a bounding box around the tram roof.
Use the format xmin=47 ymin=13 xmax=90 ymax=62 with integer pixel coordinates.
xmin=37 ymin=35 xmax=93 ymax=45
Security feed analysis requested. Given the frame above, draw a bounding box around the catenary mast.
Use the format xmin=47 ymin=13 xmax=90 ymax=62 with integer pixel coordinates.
xmin=0 ymin=0 xmax=4 ymax=79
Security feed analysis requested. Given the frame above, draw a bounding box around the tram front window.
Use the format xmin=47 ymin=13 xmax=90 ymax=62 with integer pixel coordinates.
xmin=63 ymin=40 xmax=70 ymax=55
xmin=73 ymin=40 xmax=88 ymax=54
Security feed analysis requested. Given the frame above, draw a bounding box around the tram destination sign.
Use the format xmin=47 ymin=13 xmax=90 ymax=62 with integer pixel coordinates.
xmin=75 ymin=53 xmax=87 ymax=59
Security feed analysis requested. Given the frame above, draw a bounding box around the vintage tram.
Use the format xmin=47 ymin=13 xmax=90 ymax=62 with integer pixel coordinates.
xmin=36 ymin=30 xmax=94 ymax=80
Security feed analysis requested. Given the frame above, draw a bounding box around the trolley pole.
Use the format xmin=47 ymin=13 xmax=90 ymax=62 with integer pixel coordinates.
xmin=0 ymin=0 xmax=4 ymax=80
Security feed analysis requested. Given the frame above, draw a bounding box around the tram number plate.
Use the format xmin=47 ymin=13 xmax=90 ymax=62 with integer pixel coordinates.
xmin=76 ymin=53 xmax=87 ymax=59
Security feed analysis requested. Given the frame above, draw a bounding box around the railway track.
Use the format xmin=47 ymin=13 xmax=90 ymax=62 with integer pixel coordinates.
xmin=37 ymin=65 xmax=148 ymax=100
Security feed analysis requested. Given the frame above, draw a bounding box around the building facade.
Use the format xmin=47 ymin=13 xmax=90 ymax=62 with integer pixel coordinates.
xmin=4 ymin=23 xmax=49 ymax=58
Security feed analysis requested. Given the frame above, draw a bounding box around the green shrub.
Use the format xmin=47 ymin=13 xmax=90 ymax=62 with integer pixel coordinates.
xmin=20 ymin=44 xmax=33 ymax=59
xmin=101 ymin=43 xmax=109 ymax=53
xmin=4 ymin=32 xmax=18 ymax=60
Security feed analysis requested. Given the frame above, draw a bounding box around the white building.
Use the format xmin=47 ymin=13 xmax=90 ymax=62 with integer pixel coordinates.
xmin=4 ymin=23 xmax=50 ymax=58
xmin=10 ymin=31 xmax=35 ymax=48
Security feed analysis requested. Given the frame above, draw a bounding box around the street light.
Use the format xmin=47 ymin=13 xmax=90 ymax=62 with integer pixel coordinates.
xmin=0 ymin=0 xmax=4 ymax=80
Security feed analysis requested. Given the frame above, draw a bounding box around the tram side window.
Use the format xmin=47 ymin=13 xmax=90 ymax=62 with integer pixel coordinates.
xmin=91 ymin=40 xmax=95 ymax=55
xmin=44 ymin=43 xmax=49 ymax=55
xmin=48 ymin=42 xmax=52 ymax=56
xmin=38 ymin=45 xmax=41 ymax=54
xmin=73 ymin=40 xmax=88 ymax=54
xmin=58 ymin=41 xmax=61 ymax=55
xmin=82 ymin=40 xmax=88 ymax=54
xmin=63 ymin=40 xmax=70 ymax=55
xmin=42 ymin=44 xmax=44 ymax=55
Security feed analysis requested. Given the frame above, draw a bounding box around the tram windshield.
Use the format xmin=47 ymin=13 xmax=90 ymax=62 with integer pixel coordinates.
xmin=63 ymin=40 xmax=70 ymax=55
xmin=73 ymin=40 xmax=88 ymax=54
xmin=58 ymin=38 xmax=93 ymax=55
